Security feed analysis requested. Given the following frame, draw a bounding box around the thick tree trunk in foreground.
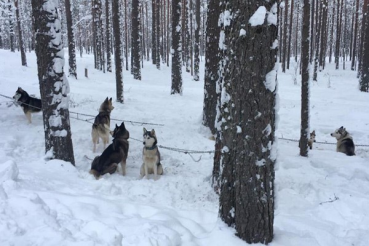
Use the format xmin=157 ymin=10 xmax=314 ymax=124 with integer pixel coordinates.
xmin=31 ymin=0 xmax=75 ymax=165
xmin=218 ymin=1 xmax=277 ymax=244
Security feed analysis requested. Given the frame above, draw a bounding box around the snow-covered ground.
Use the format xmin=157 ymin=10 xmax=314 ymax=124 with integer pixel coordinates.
xmin=0 ymin=50 xmax=368 ymax=246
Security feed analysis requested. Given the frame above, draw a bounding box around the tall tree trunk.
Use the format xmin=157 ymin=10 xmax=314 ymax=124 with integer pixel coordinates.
xmin=351 ymin=0 xmax=360 ymax=70
xmin=105 ymin=0 xmax=112 ymax=72
xmin=295 ymin=0 xmax=300 ymax=62
xmin=92 ymin=0 xmax=103 ymax=70
xmin=31 ymin=0 xmax=75 ymax=165
xmin=310 ymin=0 xmax=315 ymax=63
xmin=132 ymin=0 xmax=141 ymax=80
xmin=8 ymin=0 xmax=15 ymax=52
xmin=152 ymin=0 xmax=157 ymax=65
xmin=185 ymin=0 xmax=191 ymax=72
xmin=14 ymin=0 xmax=27 ymax=66
xmin=287 ymin=0 xmax=294 ymax=70
xmin=329 ymin=0 xmax=336 ymax=63
xmin=203 ymin=0 xmax=220 ymax=135
xmin=319 ymin=0 xmax=328 ymax=70
xmin=156 ymin=0 xmax=161 ymax=69
xmin=124 ymin=0 xmax=129 ymax=71
xmin=65 ymin=0 xmax=77 ymax=78
xmin=335 ymin=0 xmax=342 ymax=69
xmin=112 ymin=0 xmax=124 ymax=102
xmin=282 ymin=0 xmax=289 ymax=72
xmin=360 ymin=0 xmax=369 ymax=92
xmin=313 ymin=0 xmax=322 ymax=81
xmin=171 ymin=0 xmax=182 ymax=95
xmin=193 ymin=0 xmax=200 ymax=81
xmin=300 ymin=0 xmax=310 ymax=157
xmin=218 ymin=1 xmax=277 ymax=244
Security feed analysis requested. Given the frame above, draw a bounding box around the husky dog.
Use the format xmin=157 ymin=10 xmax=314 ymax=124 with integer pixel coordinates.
xmin=331 ymin=126 xmax=355 ymax=156
xmin=308 ymin=130 xmax=316 ymax=149
xmin=13 ymin=87 xmax=42 ymax=123
xmin=140 ymin=128 xmax=163 ymax=180
xmin=91 ymin=97 xmax=114 ymax=152
xmin=90 ymin=122 xmax=129 ymax=179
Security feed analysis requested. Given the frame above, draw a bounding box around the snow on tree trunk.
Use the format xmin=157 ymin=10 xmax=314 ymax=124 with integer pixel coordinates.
xmin=218 ymin=2 xmax=277 ymax=244
xmin=299 ymin=0 xmax=310 ymax=157
xmin=112 ymin=0 xmax=124 ymax=102
xmin=65 ymin=0 xmax=77 ymax=78
xmin=156 ymin=0 xmax=161 ymax=70
xmin=171 ymin=0 xmax=182 ymax=95
xmin=8 ymin=0 xmax=15 ymax=52
xmin=31 ymin=0 xmax=75 ymax=165
xmin=132 ymin=0 xmax=141 ymax=80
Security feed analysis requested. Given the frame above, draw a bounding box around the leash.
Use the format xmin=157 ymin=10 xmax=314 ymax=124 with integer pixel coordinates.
xmin=0 ymin=93 xmax=164 ymax=127
xmin=279 ymin=136 xmax=369 ymax=147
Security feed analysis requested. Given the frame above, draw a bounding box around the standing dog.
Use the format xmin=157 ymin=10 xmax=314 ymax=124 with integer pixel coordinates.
xmin=331 ymin=126 xmax=355 ymax=156
xmin=308 ymin=130 xmax=316 ymax=149
xmin=91 ymin=97 xmax=114 ymax=152
xmin=90 ymin=122 xmax=129 ymax=179
xmin=13 ymin=87 xmax=42 ymax=123
xmin=140 ymin=128 xmax=163 ymax=180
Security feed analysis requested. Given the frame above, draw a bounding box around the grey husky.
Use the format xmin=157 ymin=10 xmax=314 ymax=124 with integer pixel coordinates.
xmin=13 ymin=87 xmax=42 ymax=123
xmin=331 ymin=126 xmax=355 ymax=156
xmin=91 ymin=97 xmax=114 ymax=152
xmin=140 ymin=128 xmax=163 ymax=180
xmin=90 ymin=122 xmax=129 ymax=179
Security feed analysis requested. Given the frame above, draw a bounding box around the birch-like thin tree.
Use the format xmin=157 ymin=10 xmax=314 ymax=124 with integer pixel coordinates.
xmin=31 ymin=0 xmax=75 ymax=165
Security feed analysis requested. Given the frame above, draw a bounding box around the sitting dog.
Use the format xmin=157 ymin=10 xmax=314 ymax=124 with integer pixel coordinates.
xmin=13 ymin=87 xmax=42 ymax=123
xmin=91 ymin=97 xmax=114 ymax=152
xmin=308 ymin=130 xmax=316 ymax=149
xmin=90 ymin=122 xmax=129 ymax=179
xmin=140 ymin=128 xmax=163 ymax=180
xmin=331 ymin=126 xmax=355 ymax=156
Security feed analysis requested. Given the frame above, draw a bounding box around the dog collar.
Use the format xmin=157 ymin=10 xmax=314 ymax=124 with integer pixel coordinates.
xmin=145 ymin=145 xmax=157 ymax=150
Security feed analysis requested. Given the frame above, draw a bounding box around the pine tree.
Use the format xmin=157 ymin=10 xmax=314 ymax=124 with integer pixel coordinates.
xmin=14 ymin=0 xmax=26 ymax=66
xmin=171 ymin=0 xmax=182 ymax=95
xmin=112 ymin=0 xmax=124 ymax=102
xmin=218 ymin=1 xmax=277 ymax=243
xmin=31 ymin=0 xmax=75 ymax=165
xmin=299 ymin=0 xmax=310 ymax=157
xmin=132 ymin=0 xmax=141 ymax=79
xmin=359 ymin=0 xmax=369 ymax=92
xmin=193 ymin=0 xmax=200 ymax=81
xmin=203 ymin=0 xmax=220 ymax=135
xmin=105 ymin=0 xmax=112 ymax=72
xmin=65 ymin=0 xmax=77 ymax=78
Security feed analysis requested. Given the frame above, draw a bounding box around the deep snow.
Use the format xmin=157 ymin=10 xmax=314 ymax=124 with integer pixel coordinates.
xmin=0 ymin=50 xmax=369 ymax=246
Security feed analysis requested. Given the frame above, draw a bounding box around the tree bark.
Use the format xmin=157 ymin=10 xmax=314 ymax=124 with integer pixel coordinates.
xmin=65 ymin=0 xmax=77 ymax=78
xmin=299 ymin=0 xmax=310 ymax=157
xmin=131 ymin=0 xmax=141 ymax=80
xmin=193 ymin=0 xmax=200 ymax=81
xmin=14 ymin=0 xmax=27 ymax=66
xmin=218 ymin=1 xmax=277 ymax=244
xmin=203 ymin=0 xmax=220 ymax=135
xmin=31 ymin=0 xmax=75 ymax=165
xmin=282 ymin=0 xmax=289 ymax=72
xmin=105 ymin=0 xmax=112 ymax=72
xmin=171 ymin=0 xmax=182 ymax=95
xmin=351 ymin=0 xmax=360 ymax=71
xmin=360 ymin=0 xmax=369 ymax=92
xmin=112 ymin=0 xmax=124 ymax=102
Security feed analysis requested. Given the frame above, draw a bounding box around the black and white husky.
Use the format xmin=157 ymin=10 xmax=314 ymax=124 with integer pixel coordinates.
xmin=331 ymin=126 xmax=355 ymax=156
xmin=140 ymin=128 xmax=163 ymax=180
xmin=13 ymin=87 xmax=42 ymax=123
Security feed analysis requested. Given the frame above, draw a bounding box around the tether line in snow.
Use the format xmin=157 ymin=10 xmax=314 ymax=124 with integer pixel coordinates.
xmin=0 ymin=93 xmax=164 ymax=127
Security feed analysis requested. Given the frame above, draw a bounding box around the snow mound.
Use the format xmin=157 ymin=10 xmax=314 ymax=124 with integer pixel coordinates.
xmin=0 ymin=160 xmax=19 ymax=183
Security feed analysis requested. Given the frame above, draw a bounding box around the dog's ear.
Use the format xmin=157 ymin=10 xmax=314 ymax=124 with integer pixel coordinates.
xmin=312 ymin=130 xmax=315 ymax=134
xmin=116 ymin=124 xmax=118 ymax=128
xmin=151 ymin=129 xmax=156 ymax=137
xmin=143 ymin=128 xmax=147 ymax=133
xmin=120 ymin=122 xmax=125 ymax=129
xmin=105 ymin=97 xmax=108 ymax=102
xmin=109 ymin=97 xmax=112 ymax=102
